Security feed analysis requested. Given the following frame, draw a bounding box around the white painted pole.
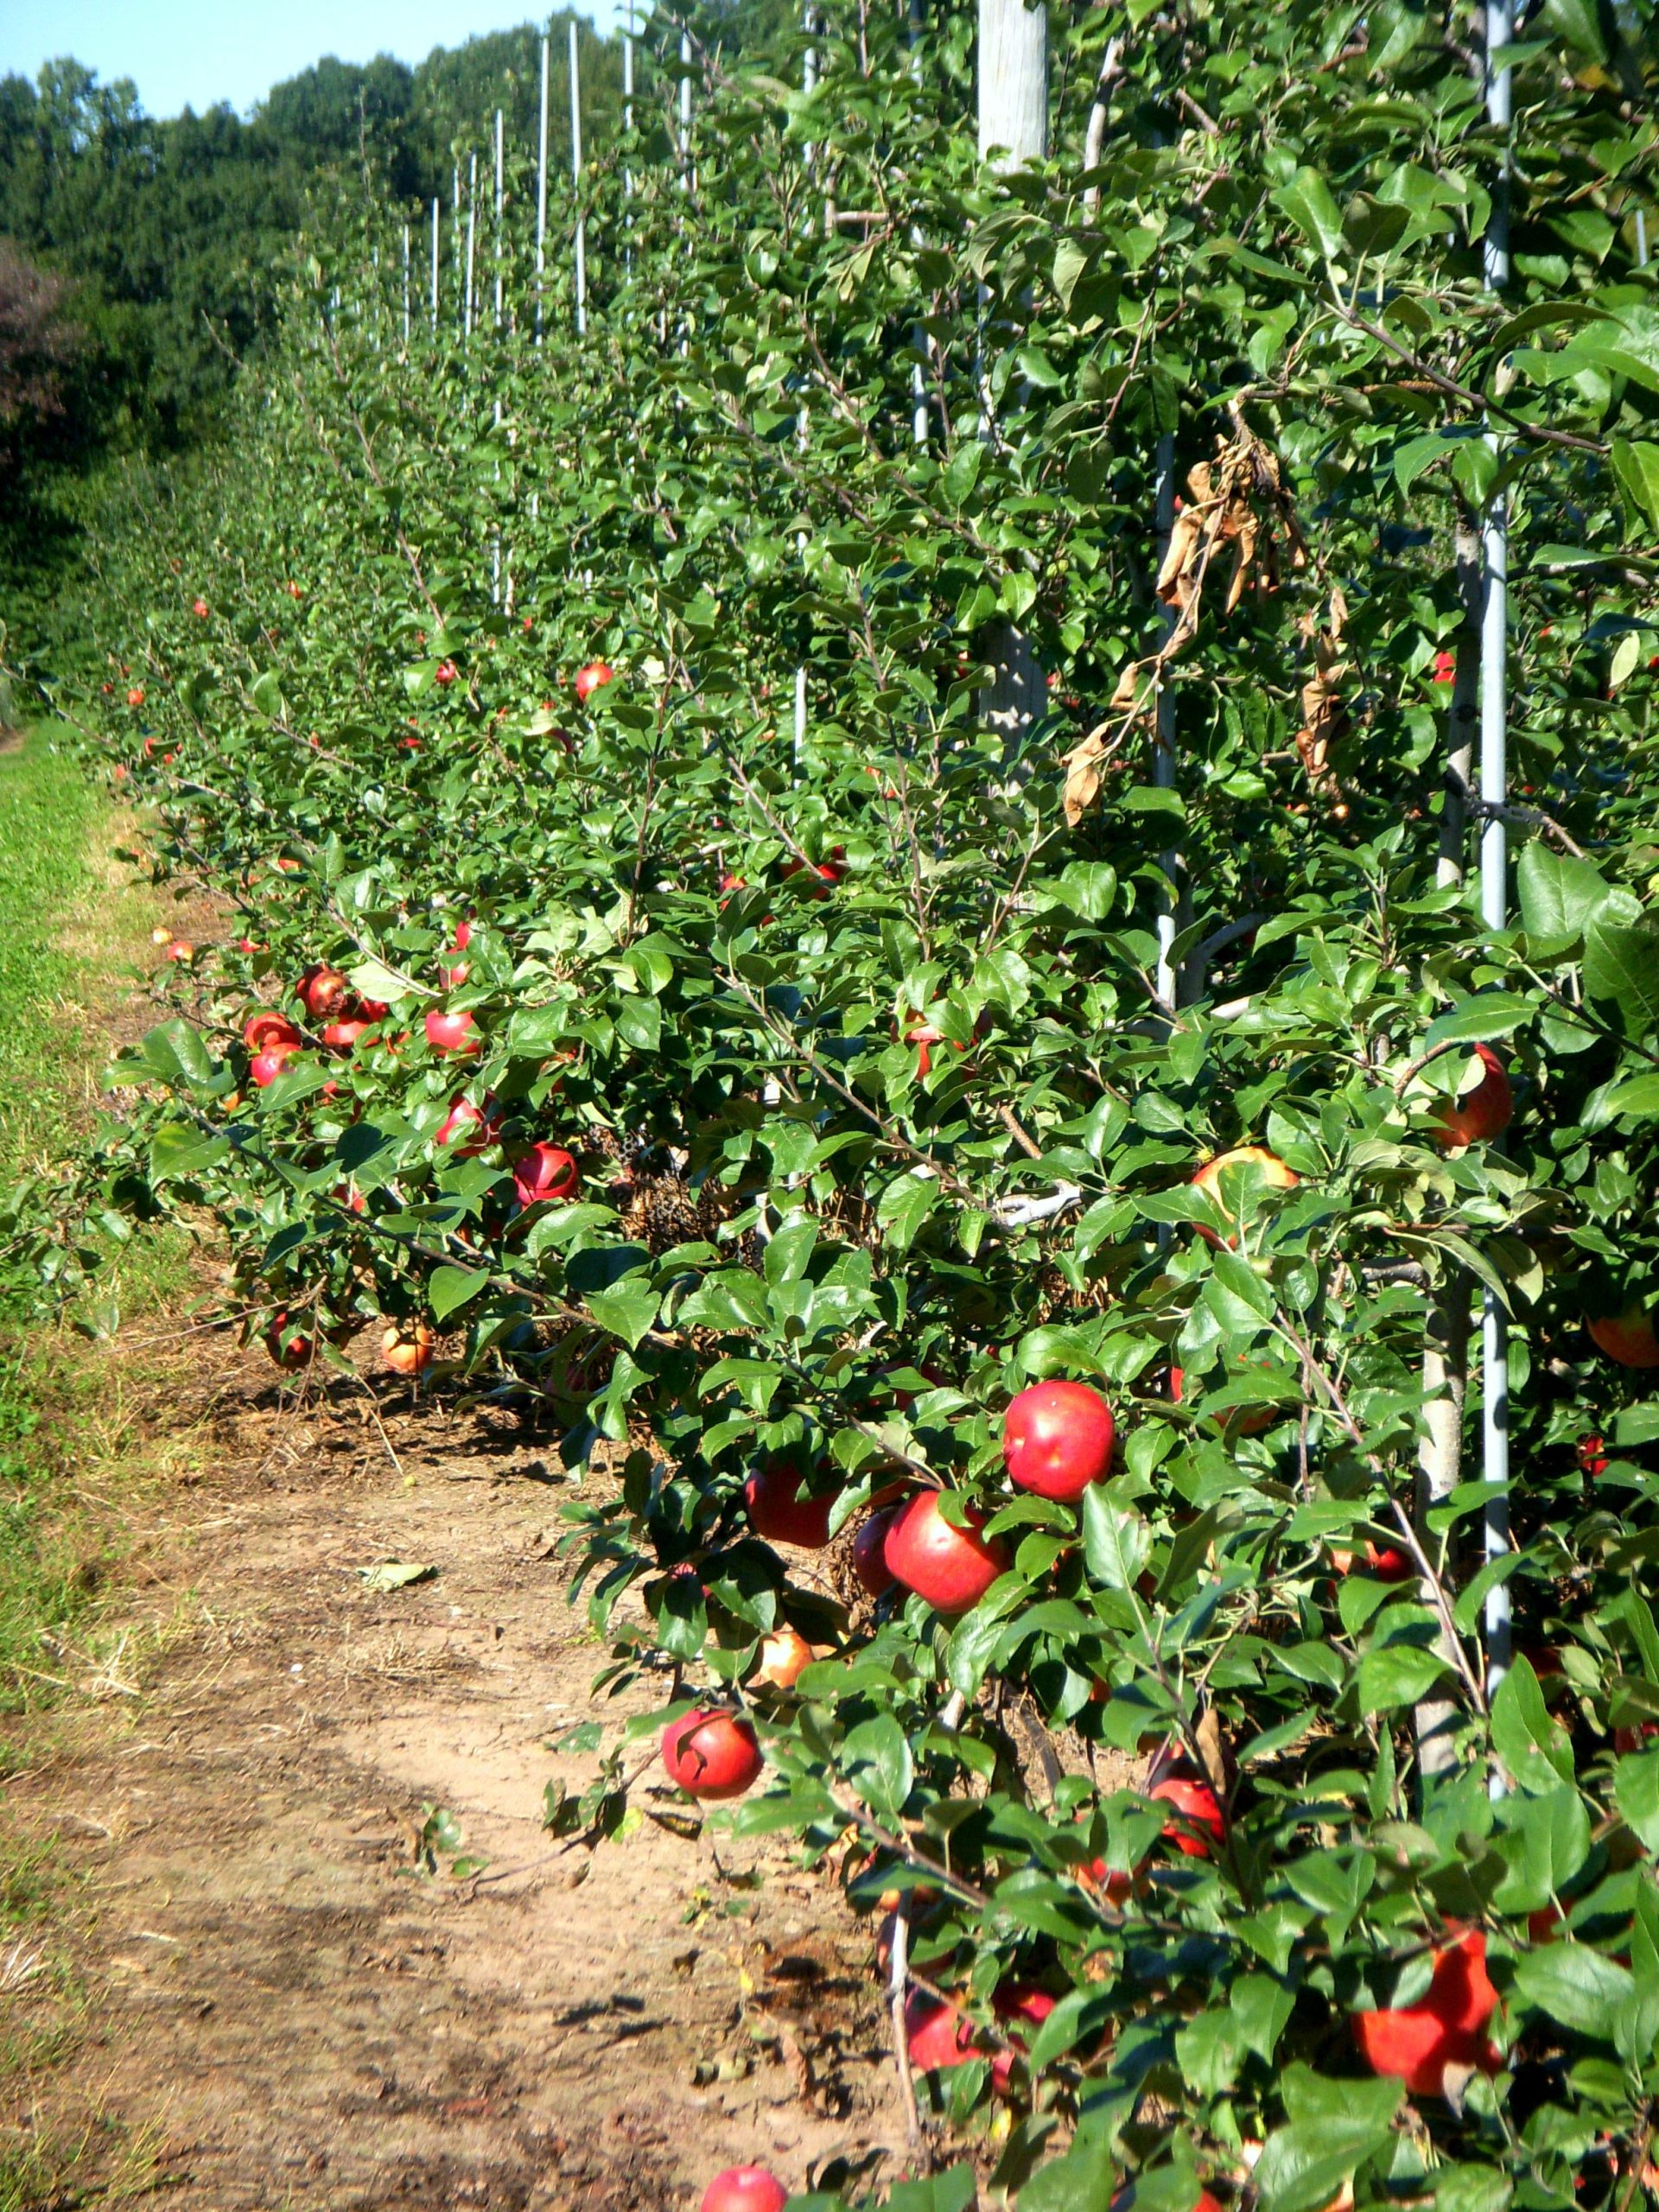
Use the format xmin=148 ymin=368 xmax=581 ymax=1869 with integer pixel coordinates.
xmin=908 ymin=0 xmax=925 ymax=448
xmin=794 ymin=8 xmax=817 ymax=776
xmin=1480 ymin=0 xmax=1514 ymax=1720
xmin=430 ymin=197 xmax=439 ymax=334
xmin=624 ymin=0 xmax=636 ymax=198
xmin=493 ymin=107 xmax=505 ymax=328
xmin=537 ymin=35 xmax=550 ymax=341
xmin=465 ymin=152 xmax=477 ymax=338
xmin=403 ymin=222 xmax=410 ymax=347
xmin=570 ymin=22 xmax=587 ymax=336
xmin=680 ymin=25 xmax=694 ymax=181
xmin=1154 ymin=434 xmax=1180 ymax=1010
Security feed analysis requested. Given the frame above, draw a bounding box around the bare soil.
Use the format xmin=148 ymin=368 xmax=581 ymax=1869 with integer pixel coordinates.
xmin=9 ymin=1341 xmax=906 ymax=2209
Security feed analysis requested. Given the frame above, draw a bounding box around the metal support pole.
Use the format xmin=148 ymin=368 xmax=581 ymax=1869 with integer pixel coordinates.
xmin=680 ymin=25 xmax=694 ymax=179
xmin=465 ymin=152 xmax=477 ymax=339
xmin=908 ymin=0 xmax=927 ymax=448
xmin=570 ymin=22 xmax=587 ymax=336
xmin=536 ymin=35 xmax=550 ymax=341
xmin=493 ymin=107 xmax=505 ymax=328
xmin=1154 ymin=432 xmax=1181 ymax=1012
xmin=430 ymin=198 xmax=439 ymax=334
xmin=624 ymin=0 xmax=636 ymax=201
xmin=1481 ymin=0 xmax=1514 ymax=1721
xmin=794 ymin=8 xmax=818 ymax=775
xmin=403 ymin=222 xmax=410 ymax=348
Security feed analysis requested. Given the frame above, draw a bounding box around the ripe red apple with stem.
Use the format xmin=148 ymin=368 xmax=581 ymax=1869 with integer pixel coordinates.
xmin=884 ymin=1492 xmax=1007 ymax=1611
xmin=1003 ymin=1378 xmax=1115 ymax=1500
xmin=743 ymin=1459 xmax=836 ymax=1549
xmin=434 ymin=658 xmax=458 ymax=686
xmin=661 ymin=1708 xmax=763 ymax=1799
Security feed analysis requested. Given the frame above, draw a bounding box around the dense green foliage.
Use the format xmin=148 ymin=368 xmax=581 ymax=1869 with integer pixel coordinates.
xmin=14 ymin=0 xmax=1659 ymax=2205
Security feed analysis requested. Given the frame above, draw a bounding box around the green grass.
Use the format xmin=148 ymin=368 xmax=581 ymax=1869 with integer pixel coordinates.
xmin=0 ymin=727 xmax=97 ymax=1184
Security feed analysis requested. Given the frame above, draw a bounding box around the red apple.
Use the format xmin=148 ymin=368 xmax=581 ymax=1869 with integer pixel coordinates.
xmin=661 ymin=1708 xmax=763 ymax=1800
xmin=753 ymin=1627 xmax=815 ymax=1690
xmin=1352 ymin=1929 xmax=1499 ymax=2097
xmin=990 ymin=1984 xmax=1058 ymax=2095
xmin=1003 ymin=1378 xmax=1116 ymax=1501
xmin=575 ymin=659 xmax=615 ymax=703
xmin=435 ymin=658 xmax=458 ymax=687
xmin=851 ymin=1510 xmax=899 ymax=1596
xmin=424 ymin=1007 xmax=480 ymax=1055
xmin=1330 ymin=1541 xmax=1414 ymax=1582
xmin=264 ymin=1311 xmax=314 ymax=1370
xmin=126 ymin=685 xmax=145 ymax=708
xmin=904 ymin=1991 xmax=979 ymax=2072
xmin=512 ymin=1142 xmax=580 ymax=1207
xmin=1587 ymin=1305 xmax=1659 ymax=1370
xmin=884 ymin=1492 xmax=1007 ymax=1611
xmin=743 ymin=1460 xmax=836 ymax=1549
xmin=1433 ymin=1044 xmax=1514 ymax=1151
xmin=1577 ymin=1434 xmax=1609 ymax=1478
xmin=245 ymin=1010 xmax=301 ymax=1054
xmin=780 ymin=847 xmax=846 ymax=898
xmin=251 ymin=1043 xmax=300 ymax=1087
xmin=435 ymin=1094 xmax=502 ymax=1156
xmin=381 ymin=1322 xmax=435 ymax=1376
xmin=165 ymin=939 xmax=194 ymax=963
xmin=701 ymin=2171 xmax=786 ymax=2212
xmin=295 ymin=964 xmax=351 ymax=1021
xmin=1191 ymin=1145 xmax=1298 ymax=1247
xmin=321 ymin=1017 xmax=372 ymax=1053
xmin=1150 ymin=1775 xmax=1225 ymax=1857
xmin=192 ymin=597 xmax=208 ymax=617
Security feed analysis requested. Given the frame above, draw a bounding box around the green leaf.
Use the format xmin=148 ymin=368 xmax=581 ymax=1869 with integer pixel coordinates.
xmin=1081 ymin=1488 xmax=1150 ymax=1591
xmin=149 ymin=1122 xmax=228 ymax=1183
xmin=1511 ymin=1942 xmax=1634 ymax=2041
xmin=584 ymin=1279 xmax=661 ymax=1350
xmin=1585 ymin=898 xmax=1659 ymax=1036
xmin=1613 ymin=1748 xmax=1659 ymax=1851
xmin=1424 ymin=994 xmax=1534 ymax=1046
xmin=1356 ymin=1643 xmax=1451 ymax=1713
xmin=1612 ymin=441 xmax=1659 ymax=530
xmin=429 ymin=1265 xmax=486 ymax=1322
xmin=1596 ymin=1074 xmax=1659 ymax=1121
xmin=1491 ymin=1656 xmax=1576 ymax=1789
xmin=1275 ymin=168 xmax=1345 ymax=261
xmin=1516 ymin=843 xmax=1614 ymax=944
xmin=842 ymin=1713 xmax=913 ymax=1817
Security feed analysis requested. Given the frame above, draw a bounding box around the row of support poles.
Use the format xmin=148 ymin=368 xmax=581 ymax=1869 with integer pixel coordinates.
xmin=570 ymin=22 xmax=588 ymax=336
xmin=1480 ymin=0 xmax=1515 ymax=1730
xmin=537 ymin=35 xmax=550 ymax=343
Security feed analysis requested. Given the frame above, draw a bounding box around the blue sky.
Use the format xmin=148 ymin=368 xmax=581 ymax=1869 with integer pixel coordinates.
xmin=0 ymin=2 xmax=619 ymax=120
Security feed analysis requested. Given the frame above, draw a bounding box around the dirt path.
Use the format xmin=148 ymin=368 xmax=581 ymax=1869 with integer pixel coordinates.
xmin=12 ymin=1327 xmax=905 ymax=2209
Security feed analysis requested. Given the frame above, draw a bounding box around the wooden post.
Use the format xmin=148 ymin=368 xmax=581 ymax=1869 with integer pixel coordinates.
xmin=570 ymin=21 xmax=588 ymax=336
xmin=537 ymin=35 xmax=550 ymax=340
xmin=976 ymin=0 xmax=1046 ymax=756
